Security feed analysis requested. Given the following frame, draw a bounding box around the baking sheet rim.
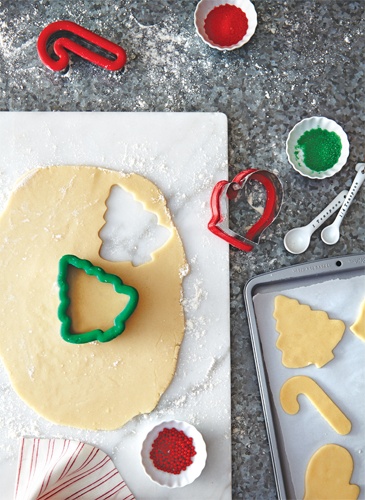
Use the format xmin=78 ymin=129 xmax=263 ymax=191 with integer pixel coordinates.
xmin=243 ymin=252 xmax=365 ymax=500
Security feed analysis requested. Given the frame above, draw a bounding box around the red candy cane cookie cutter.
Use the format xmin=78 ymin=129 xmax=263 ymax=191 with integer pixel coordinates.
xmin=208 ymin=169 xmax=283 ymax=252
xmin=37 ymin=20 xmax=127 ymax=72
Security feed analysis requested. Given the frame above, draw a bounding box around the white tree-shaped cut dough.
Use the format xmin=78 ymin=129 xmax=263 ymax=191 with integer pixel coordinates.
xmin=100 ymin=185 xmax=171 ymax=266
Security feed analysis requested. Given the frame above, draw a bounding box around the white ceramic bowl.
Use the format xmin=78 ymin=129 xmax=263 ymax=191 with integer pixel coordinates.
xmin=194 ymin=0 xmax=257 ymax=50
xmin=286 ymin=116 xmax=350 ymax=179
xmin=140 ymin=419 xmax=207 ymax=488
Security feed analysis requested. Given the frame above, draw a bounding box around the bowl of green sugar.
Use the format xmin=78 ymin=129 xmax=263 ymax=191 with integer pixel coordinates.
xmin=286 ymin=116 xmax=350 ymax=179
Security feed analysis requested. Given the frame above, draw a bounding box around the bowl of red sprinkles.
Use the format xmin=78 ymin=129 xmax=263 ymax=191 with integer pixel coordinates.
xmin=194 ymin=0 xmax=257 ymax=50
xmin=140 ymin=420 xmax=207 ymax=488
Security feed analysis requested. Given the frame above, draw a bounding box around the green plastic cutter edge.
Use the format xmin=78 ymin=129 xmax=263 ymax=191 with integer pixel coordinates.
xmin=58 ymin=254 xmax=139 ymax=344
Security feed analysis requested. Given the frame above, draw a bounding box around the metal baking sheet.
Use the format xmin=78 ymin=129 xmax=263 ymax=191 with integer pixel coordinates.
xmin=244 ymin=253 xmax=365 ymax=500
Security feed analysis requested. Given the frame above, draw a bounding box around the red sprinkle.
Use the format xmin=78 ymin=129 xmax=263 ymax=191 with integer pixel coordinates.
xmin=204 ymin=4 xmax=248 ymax=47
xmin=150 ymin=427 xmax=197 ymax=475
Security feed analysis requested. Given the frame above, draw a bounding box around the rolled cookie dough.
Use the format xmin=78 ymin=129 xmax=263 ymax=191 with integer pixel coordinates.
xmin=0 ymin=166 xmax=188 ymax=430
xmin=303 ymin=444 xmax=359 ymax=500
xmin=273 ymin=295 xmax=345 ymax=368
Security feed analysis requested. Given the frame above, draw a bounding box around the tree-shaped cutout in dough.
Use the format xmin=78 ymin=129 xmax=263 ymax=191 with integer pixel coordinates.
xmin=273 ymin=295 xmax=345 ymax=368
xmin=99 ymin=185 xmax=171 ymax=266
xmin=350 ymin=299 xmax=365 ymax=342
xmin=303 ymin=444 xmax=359 ymax=500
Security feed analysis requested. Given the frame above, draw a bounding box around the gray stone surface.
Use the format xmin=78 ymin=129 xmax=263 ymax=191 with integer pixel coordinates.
xmin=0 ymin=0 xmax=364 ymax=498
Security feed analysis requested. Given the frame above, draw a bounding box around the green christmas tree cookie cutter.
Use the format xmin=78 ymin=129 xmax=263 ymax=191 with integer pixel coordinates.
xmin=58 ymin=254 xmax=139 ymax=344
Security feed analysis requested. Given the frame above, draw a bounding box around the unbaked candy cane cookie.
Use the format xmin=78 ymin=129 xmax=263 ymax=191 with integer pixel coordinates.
xmin=280 ymin=375 xmax=351 ymax=435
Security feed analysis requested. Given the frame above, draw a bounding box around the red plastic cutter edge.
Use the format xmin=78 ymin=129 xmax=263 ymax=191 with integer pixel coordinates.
xmin=208 ymin=169 xmax=283 ymax=252
xmin=37 ymin=20 xmax=127 ymax=72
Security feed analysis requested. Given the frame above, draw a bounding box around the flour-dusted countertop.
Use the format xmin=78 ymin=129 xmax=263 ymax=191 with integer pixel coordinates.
xmin=0 ymin=0 xmax=364 ymax=498
xmin=0 ymin=111 xmax=231 ymax=499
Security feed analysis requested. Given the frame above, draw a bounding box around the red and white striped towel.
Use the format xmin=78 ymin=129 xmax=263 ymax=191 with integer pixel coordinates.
xmin=14 ymin=438 xmax=135 ymax=500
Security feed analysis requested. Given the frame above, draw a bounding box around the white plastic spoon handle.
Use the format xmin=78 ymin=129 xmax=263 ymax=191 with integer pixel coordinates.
xmin=321 ymin=163 xmax=365 ymax=245
xmin=306 ymin=190 xmax=348 ymax=233
xmin=283 ymin=190 xmax=348 ymax=254
xmin=336 ymin=163 xmax=365 ymax=221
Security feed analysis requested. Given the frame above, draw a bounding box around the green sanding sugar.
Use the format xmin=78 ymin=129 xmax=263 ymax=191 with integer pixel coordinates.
xmin=294 ymin=128 xmax=342 ymax=172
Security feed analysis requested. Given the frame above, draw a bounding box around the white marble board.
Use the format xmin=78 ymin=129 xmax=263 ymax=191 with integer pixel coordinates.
xmin=0 ymin=112 xmax=231 ymax=499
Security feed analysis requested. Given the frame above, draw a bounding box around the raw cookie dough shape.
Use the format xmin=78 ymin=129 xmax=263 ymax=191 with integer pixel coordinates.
xmin=280 ymin=375 xmax=351 ymax=435
xmin=303 ymin=444 xmax=360 ymax=500
xmin=58 ymin=254 xmax=139 ymax=344
xmin=273 ymin=295 xmax=345 ymax=368
xmin=350 ymin=300 xmax=365 ymax=342
xmin=0 ymin=166 xmax=188 ymax=430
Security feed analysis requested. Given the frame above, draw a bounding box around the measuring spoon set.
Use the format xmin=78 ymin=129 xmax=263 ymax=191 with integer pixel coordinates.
xmin=284 ymin=163 xmax=365 ymax=255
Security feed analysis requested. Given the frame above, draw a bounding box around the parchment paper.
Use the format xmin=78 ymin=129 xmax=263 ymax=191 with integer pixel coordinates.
xmin=253 ymin=275 xmax=365 ymax=500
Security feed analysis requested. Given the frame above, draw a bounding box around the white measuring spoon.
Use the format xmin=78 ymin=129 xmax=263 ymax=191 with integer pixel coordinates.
xmin=284 ymin=190 xmax=348 ymax=254
xmin=321 ymin=163 xmax=365 ymax=245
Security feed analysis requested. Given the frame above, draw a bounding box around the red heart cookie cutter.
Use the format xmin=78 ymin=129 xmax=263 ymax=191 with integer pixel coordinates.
xmin=208 ymin=169 xmax=283 ymax=252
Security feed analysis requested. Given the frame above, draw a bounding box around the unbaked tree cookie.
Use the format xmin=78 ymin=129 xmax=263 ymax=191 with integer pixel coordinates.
xmin=303 ymin=444 xmax=359 ymax=500
xmin=0 ymin=166 xmax=188 ymax=430
xmin=350 ymin=300 xmax=365 ymax=342
xmin=273 ymin=295 xmax=345 ymax=368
